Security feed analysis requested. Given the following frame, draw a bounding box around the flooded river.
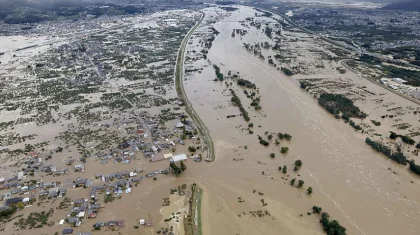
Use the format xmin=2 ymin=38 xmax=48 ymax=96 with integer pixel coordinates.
xmin=183 ymin=6 xmax=420 ymax=235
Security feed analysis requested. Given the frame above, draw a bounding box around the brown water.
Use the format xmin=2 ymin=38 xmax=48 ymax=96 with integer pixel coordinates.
xmin=183 ymin=6 xmax=420 ymax=235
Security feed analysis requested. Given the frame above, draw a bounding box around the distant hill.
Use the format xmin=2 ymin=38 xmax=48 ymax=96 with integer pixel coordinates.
xmin=383 ymin=0 xmax=420 ymax=11
xmin=0 ymin=0 xmax=146 ymax=24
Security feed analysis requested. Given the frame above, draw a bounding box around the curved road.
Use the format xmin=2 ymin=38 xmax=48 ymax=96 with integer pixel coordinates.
xmin=175 ymin=11 xmax=215 ymax=162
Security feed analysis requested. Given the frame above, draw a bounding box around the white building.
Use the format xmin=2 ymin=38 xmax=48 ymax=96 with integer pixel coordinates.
xmin=169 ymin=153 xmax=187 ymax=163
xmin=392 ymin=78 xmax=407 ymax=84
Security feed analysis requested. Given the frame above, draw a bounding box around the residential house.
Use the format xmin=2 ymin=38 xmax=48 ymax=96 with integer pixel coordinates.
xmin=48 ymin=187 xmax=60 ymax=197
xmin=90 ymin=188 xmax=97 ymax=199
xmin=74 ymin=164 xmax=85 ymax=172
xmin=62 ymin=228 xmax=74 ymax=234
xmin=5 ymin=197 xmax=23 ymax=206
xmin=74 ymin=178 xmax=87 ymax=188
xmin=66 ymin=217 xmax=81 ymax=227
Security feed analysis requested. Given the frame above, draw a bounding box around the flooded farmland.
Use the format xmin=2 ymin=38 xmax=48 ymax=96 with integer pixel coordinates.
xmin=183 ymin=6 xmax=420 ymax=235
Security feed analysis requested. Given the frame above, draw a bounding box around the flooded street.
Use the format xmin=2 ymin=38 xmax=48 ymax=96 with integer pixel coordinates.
xmin=183 ymin=6 xmax=420 ymax=235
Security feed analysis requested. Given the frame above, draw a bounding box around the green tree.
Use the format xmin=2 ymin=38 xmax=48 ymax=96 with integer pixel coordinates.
xmin=270 ymin=153 xmax=275 ymax=158
xmin=284 ymin=133 xmax=292 ymax=140
xmin=180 ymin=161 xmax=187 ymax=172
xmin=312 ymin=206 xmax=322 ymax=214
xmin=282 ymin=165 xmax=287 ymax=174
xmin=188 ymin=146 xmax=196 ymax=152
xmin=16 ymin=202 xmax=24 ymax=210
xmin=298 ymin=180 xmax=304 ymax=188
xmin=290 ymin=178 xmax=296 ymax=186
xmin=281 ymin=147 xmax=289 ymax=154
xmin=278 ymin=166 xmax=282 ymax=171
xmin=170 ymin=163 xmax=182 ymax=176
xmin=307 ymin=187 xmax=313 ymax=195
xmin=294 ymin=159 xmax=302 ymax=171
xmin=268 ymin=134 xmax=273 ymax=140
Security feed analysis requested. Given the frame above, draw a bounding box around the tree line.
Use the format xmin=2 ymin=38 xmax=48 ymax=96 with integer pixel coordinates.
xmin=365 ymin=137 xmax=420 ymax=175
xmin=318 ymin=93 xmax=367 ymax=119
xmin=230 ymin=89 xmax=250 ymax=121
xmin=213 ymin=65 xmax=224 ymax=81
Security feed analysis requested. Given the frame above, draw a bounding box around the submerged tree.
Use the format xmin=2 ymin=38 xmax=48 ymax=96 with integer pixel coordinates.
xmin=307 ymin=187 xmax=313 ymax=195
xmin=290 ymin=178 xmax=296 ymax=186
xmin=298 ymin=180 xmax=304 ymax=188
xmin=180 ymin=161 xmax=187 ymax=172
xmin=170 ymin=163 xmax=182 ymax=176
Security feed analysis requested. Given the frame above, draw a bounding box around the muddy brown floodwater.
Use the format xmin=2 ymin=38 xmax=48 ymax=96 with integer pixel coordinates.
xmin=182 ymin=6 xmax=420 ymax=235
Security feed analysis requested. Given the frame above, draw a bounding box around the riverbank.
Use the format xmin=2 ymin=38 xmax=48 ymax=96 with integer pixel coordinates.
xmin=175 ymin=11 xmax=215 ymax=162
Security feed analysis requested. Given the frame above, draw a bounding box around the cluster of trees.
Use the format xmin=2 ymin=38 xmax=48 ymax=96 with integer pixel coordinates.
xmin=312 ymin=206 xmax=322 ymax=214
xmin=290 ymin=178 xmax=304 ymax=188
xmin=300 ymin=81 xmax=311 ymax=89
xmin=390 ymin=132 xmax=415 ymax=145
xmin=382 ymin=64 xmax=420 ymax=87
xmin=366 ymin=138 xmax=420 ymax=176
xmin=278 ymin=133 xmax=292 ymax=140
xmin=250 ymin=97 xmax=261 ymax=110
xmin=318 ymin=93 xmax=367 ymax=119
xmin=220 ymin=6 xmax=238 ymax=12
xmin=213 ymin=65 xmax=224 ymax=81
xmin=0 ymin=205 xmax=17 ymax=220
xmin=408 ymin=160 xmax=420 ymax=175
xmin=258 ymin=135 xmax=269 ymax=146
xmin=319 ymin=212 xmax=347 ymax=235
xmin=279 ymin=165 xmax=287 ymax=173
xmin=281 ymin=67 xmax=293 ymax=76
xmin=365 ymin=138 xmax=407 ymax=165
xmin=230 ymin=90 xmax=250 ymax=121
xmin=170 ymin=161 xmax=187 ymax=176
xmin=237 ymin=79 xmax=256 ymax=89
xmin=371 ymin=120 xmax=381 ymax=126
xmin=349 ymin=120 xmax=362 ymax=131
xmin=264 ymin=26 xmax=273 ymax=39
xmin=188 ymin=146 xmax=196 ymax=153
xmin=244 ymin=89 xmax=257 ymax=99
xmin=359 ymin=54 xmax=381 ymax=64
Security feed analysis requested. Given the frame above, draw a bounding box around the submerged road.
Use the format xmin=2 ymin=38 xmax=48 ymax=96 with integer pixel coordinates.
xmin=175 ymin=12 xmax=215 ymax=162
